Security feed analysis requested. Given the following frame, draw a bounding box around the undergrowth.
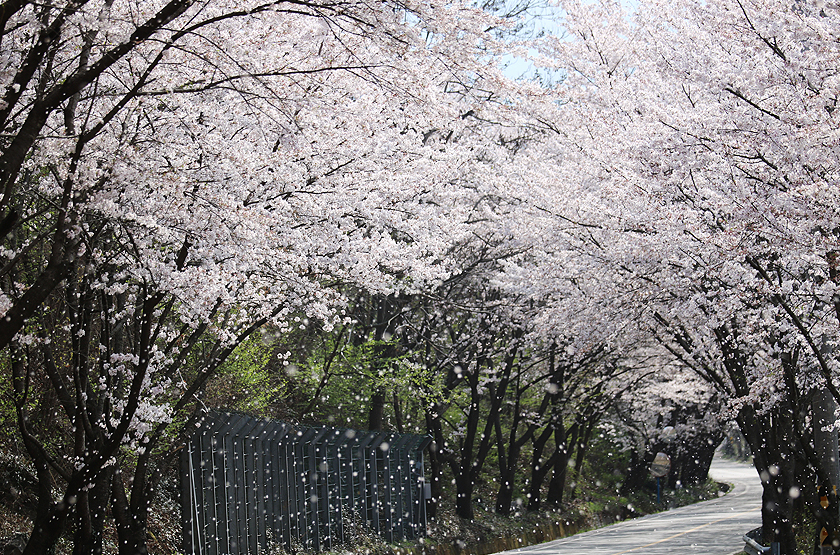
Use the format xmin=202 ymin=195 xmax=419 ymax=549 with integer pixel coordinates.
xmin=0 ymin=450 xmax=726 ymax=555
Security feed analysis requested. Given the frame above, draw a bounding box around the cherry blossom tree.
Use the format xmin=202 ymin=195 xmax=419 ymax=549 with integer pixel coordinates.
xmin=610 ymin=361 xmax=723 ymax=496
xmin=520 ymin=342 xmax=627 ymax=511
xmin=519 ymin=0 xmax=840 ymax=551
xmin=404 ymin=266 xmax=530 ymax=520
xmin=0 ymin=0 xmax=525 ymax=347
xmin=0 ymin=0 xmax=554 ymax=552
xmin=10 ymin=0 xmax=840 ymax=551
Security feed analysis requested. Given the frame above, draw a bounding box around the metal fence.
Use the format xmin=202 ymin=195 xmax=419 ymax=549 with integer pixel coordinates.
xmin=179 ymin=411 xmax=432 ymax=555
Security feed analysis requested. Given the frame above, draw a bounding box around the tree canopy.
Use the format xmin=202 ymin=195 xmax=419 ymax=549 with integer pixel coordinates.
xmin=1 ymin=0 xmax=839 ymax=553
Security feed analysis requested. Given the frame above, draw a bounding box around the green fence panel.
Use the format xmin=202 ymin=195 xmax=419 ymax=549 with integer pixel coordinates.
xmin=181 ymin=411 xmax=431 ymax=555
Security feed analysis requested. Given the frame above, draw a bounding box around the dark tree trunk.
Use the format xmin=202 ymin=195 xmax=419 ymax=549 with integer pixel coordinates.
xmin=547 ymin=423 xmax=574 ymax=506
xmin=526 ymin=426 xmax=554 ymax=510
xmin=23 ymin=507 xmax=65 ymax=555
xmin=393 ymin=391 xmax=404 ymax=434
xmin=546 ymin=462 xmax=566 ymax=507
xmin=71 ymin=468 xmax=111 ymax=555
xmin=495 ymin=475 xmax=515 ymax=515
xmin=494 ymin=377 xmax=535 ymax=515
xmin=620 ymin=448 xmax=658 ymax=497
xmin=452 ymin=369 xmax=483 ymax=520
xmin=12 ymin=344 xmax=70 ymax=555
xmin=112 ymin=471 xmax=149 ymax=555
xmin=528 ymin=348 xmax=580 ymax=510
xmin=426 ymin=442 xmax=442 ymax=520
xmin=570 ymin=420 xmax=595 ymax=495
xmin=495 ymin=419 xmax=523 ymax=515
xmin=368 ymin=388 xmax=386 ymax=430
xmin=527 ymin=421 xmax=572 ymax=509
xmin=425 ymin=407 xmax=446 ymax=520
xmin=455 ymin=473 xmax=474 ymax=520
xmin=453 ymin=349 xmax=516 ymax=520
xmin=22 ymin=482 xmax=79 ymax=555
xmin=738 ymin=405 xmax=797 ymax=555
xmin=675 ymin=428 xmax=721 ymax=487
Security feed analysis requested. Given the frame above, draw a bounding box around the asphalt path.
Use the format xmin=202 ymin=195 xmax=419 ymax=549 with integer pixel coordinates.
xmin=497 ymin=456 xmax=762 ymax=555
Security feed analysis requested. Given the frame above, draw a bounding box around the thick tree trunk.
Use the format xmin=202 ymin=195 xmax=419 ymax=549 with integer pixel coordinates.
xmin=14 ymin=351 xmax=69 ymax=555
xmin=23 ymin=484 xmax=77 ymax=555
xmin=737 ymin=406 xmax=797 ymax=554
xmin=73 ymin=467 xmax=112 ymax=555
xmin=112 ymin=472 xmax=149 ymax=555
xmin=495 ymin=476 xmax=515 ymax=515
xmin=368 ymin=388 xmax=386 ymax=430
xmin=675 ymin=429 xmax=720 ymax=487
xmin=526 ymin=427 xmax=553 ymax=511
xmin=426 ymin=443 xmax=442 ymax=520
xmin=455 ymin=473 xmax=474 ymax=520
xmin=529 ymin=350 xmax=568 ymax=510
xmin=620 ymin=449 xmax=657 ymax=497
xmin=546 ymin=462 xmax=567 ymax=507
xmin=71 ymin=491 xmax=102 ymax=555
xmin=545 ymin=421 xmax=574 ymax=507
xmin=494 ymin=401 xmax=527 ymax=515
xmin=454 ymin=352 xmax=516 ymax=520
xmin=24 ymin=508 xmax=64 ymax=555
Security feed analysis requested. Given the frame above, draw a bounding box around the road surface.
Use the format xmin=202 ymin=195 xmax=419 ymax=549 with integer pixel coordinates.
xmin=498 ymin=456 xmax=762 ymax=555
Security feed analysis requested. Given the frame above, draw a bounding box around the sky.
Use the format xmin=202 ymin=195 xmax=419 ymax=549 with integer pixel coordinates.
xmin=498 ymin=0 xmax=638 ymax=82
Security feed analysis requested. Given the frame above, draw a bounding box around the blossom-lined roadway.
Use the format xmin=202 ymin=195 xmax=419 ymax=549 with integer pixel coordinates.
xmin=499 ymin=456 xmax=761 ymax=555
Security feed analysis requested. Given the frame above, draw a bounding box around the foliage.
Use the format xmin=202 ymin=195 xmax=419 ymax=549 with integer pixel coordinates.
xmin=201 ymin=333 xmax=281 ymax=414
xmin=2 ymin=0 xmax=830 ymax=552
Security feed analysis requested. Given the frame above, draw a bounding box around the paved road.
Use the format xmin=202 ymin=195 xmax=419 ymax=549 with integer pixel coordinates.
xmin=499 ymin=457 xmax=762 ymax=555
